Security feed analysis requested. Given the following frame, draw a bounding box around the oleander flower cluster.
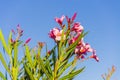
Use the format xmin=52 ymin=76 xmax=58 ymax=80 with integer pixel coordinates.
xmin=49 ymin=13 xmax=99 ymax=62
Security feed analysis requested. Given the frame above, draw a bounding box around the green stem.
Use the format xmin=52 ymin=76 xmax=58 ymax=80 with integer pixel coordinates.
xmin=57 ymin=43 xmax=60 ymax=60
xmin=54 ymin=59 xmax=59 ymax=80
xmin=12 ymin=67 xmax=18 ymax=80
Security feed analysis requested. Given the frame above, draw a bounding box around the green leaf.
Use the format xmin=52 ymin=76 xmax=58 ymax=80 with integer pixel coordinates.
xmin=0 ymin=71 xmax=6 ymax=80
xmin=38 ymin=57 xmax=52 ymax=80
xmin=0 ymin=29 xmax=10 ymax=55
xmin=58 ymin=59 xmax=68 ymax=70
xmin=59 ymin=67 xmax=85 ymax=80
xmin=13 ymin=42 xmax=18 ymax=67
xmin=59 ymin=46 xmax=66 ymax=61
xmin=51 ymin=45 xmax=57 ymax=68
xmin=45 ymin=60 xmax=53 ymax=76
xmin=63 ymin=29 xmax=70 ymax=46
xmin=57 ymin=61 xmax=73 ymax=78
xmin=71 ymin=57 xmax=78 ymax=70
xmin=8 ymin=31 xmax=12 ymax=54
xmin=63 ymin=47 xmax=74 ymax=61
xmin=24 ymin=65 xmax=35 ymax=80
xmin=0 ymin=52 xmax=11 ymax=74
xmin=58 ymin=27 xmax=66 ymax=52
xmin=25 ymin=45 xmax=33 ymax=67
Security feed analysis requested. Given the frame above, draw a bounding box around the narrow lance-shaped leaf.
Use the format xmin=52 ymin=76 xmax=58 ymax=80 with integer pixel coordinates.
xmin=45 ymin=60 xmax=53 ymax=76
xmin=38 ymin=57 xmax=52 ymax=80
xmin=57 ymin=61 xmax=73 ymax=78
xmin=71 ymin=56 xmax=78 ymax=71
xmin=13 ymin=42 xmax=18 ymax=67
xmin=51 ymin=45 xmax=57 ymax=68
xmin=25 ymin=45 xmax=33 ymax=67
xmin=24 ymin=65 xmax=35 ymax=80
xmin=8 ymin=31 xmax=12 ymax=54
xmin=8 ymin=31 xmax=13 ymax=65
xmin=0 ymin=29 xmax=10 ymax=55
xmin=63 ymin=47 xmax=74 ymax=61
xmin=59 ymin=46 xmax=66 ymax=61
xmin=0 ymin=52 xmax=11 ymax=74
xmin=59 ymin=67 xmax=85 ymax=80
xmin=58 ymin=59 xmax=68 ymax=70
xmin=64 ymin=29 xmax=70 ymax=46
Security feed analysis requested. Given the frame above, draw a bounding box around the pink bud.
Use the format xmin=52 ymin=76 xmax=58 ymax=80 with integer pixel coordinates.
xmin=11 ymin=38 xmax=15 ymax=43
xmin=11 ymin=29 xmax=16 ymax=35
xmin=71 ymin=22 xmax=84 ymax=33
xmin=49 ymin=28 xmax=65 ymax=42
xmin=66 ymin=16 xmax=71 ymax=23
xmin=72 ymin=12 xmax=77 ymax=21
xmin=24 ymin=38 xmax=31 ymax=46
xmin=47 ymin=50 xmax=51 ymax=55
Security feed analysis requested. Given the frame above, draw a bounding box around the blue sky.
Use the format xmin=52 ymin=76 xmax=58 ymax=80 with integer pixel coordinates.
xmin=0 ymin=0 xmax=120 ymax=80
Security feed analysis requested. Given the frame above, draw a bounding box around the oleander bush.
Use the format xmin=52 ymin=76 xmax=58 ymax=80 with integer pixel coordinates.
xmin=0 ymin=13 xmax=115 ymax=80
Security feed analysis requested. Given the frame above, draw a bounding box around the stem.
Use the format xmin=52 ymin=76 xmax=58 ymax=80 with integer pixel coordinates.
xmin=12 ymin=67 xmax=18 ymax=80
xmin=57 ymin=43 xmax=60 ymax=60
xmin=54 ymin=59 xmax=59 ymax=80
xmin=54 ymin=43 xmax=60 ymax=80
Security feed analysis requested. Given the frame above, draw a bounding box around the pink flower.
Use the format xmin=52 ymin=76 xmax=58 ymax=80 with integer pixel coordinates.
xmin=73 ymin=38 xmax=99 ymax=62
xmin=25 ymin=38 xmax=31 ymax=44
xmin=69 ymin=36 xmax=78 ymax=45
xmin=49 ymin=28 xmax=65 ymax=41
xmin=90 ymin=50 xmax=99 ymax=62
xmin=24 ymin=38 xmax=31 ymax=46
xmin=74 ymin=40 xmax=94 ymax=59
xmin=66 ymin=12 xmax=77 ymax=23
xmin=55 ymin=15 xmax=65 ymax=25
xmin=84 ymin=43 xmax=93 ymax=52
xmin=71 ymin=22 xmax=84 ymax=33
xmin=49 ymin=28 xmax=59 ymax=40
xmin=75 ymin=42 xmax=89 ymax=54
